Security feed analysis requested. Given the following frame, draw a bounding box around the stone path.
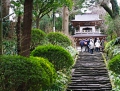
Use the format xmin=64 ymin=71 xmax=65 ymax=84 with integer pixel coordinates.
xmin=66 ymin=52 xmax=112 ymax=91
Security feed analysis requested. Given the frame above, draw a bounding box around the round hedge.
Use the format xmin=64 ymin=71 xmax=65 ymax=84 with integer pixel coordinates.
xmin=0 ymin=55 xmax=56 ymax=91
xmin=31 ymin=45 xmax=74 ymax=71
xmin=31 ymin=28 xmax=46 ymax=50
xmin=108 ymin=54 xmax=120 ymax=74
xmin=46 ymin=32 xmax=71 ymax=47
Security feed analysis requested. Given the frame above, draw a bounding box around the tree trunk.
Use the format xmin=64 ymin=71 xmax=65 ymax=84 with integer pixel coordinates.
xmin=110 ymin=0 xmax=119 ymax=18
xmin=62 ymin=6 xmax=69 ymax=35
xmin=16 ymin=16 xmax=21 ymax=55
xmin=100 ymin=3 xmax=113 ymax=18
xmin=0 ymin=0 xmax=3 ymax=55
xmin=2 ymin=0 xmax=10 ymax=38
xmin=2 ymin=0 xmax=10 ymax=18
xmin=100 ymin=0 xmax=119 ymax=19
xmin=20 ymin=0 xmax=33 ymax=57
xmin=36 ymin=17 xmax=40 ymax=29
xmin=111 ymin=0 xmax=120 ymax=37
xmin=100 ymin=0 xmax=120 ymax=36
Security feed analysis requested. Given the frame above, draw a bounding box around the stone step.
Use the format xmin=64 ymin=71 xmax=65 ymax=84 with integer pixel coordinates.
xmin=67 ymin=89 xmax=101 ymax=91
xmin=67 ymin=84 xmax=112 ymax=90
xmin=66 ymin=52 xmax=112 ymax=91
xmin=67 ymin=85 xmax=111 ymax=88
xmin=71 ymin=76 xmax=110 ymax=80
xmin=75 ymin=68 xmax=107 ymax=70
xmin=67 ymin=88 xmax=111 ymax=91
xmin=72 ymin=73 xmax=108 ymax=76
xmin=69 ymin=80 xmax=110 ymax=84
xmin=73 ymin=65 xmax=106 ymax=68
xmin=70 ymin=80 xmax=110 ymax=83
xmin=74 ymin=61 xmax=104 ymax=63
xmin=68 ymin=83 xmax=111 ymax=86
xmin=74 ymin=71 xmax=108 ymax=74
xmin=74 ymin=69 xmax=108 ymax=73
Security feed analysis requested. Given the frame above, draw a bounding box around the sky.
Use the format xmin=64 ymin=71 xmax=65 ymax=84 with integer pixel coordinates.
xmin=117 ymin=0 xmax=120 ymax=5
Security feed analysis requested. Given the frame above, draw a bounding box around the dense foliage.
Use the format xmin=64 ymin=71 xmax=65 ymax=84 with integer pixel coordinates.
xmin=47 ymin=32 xmax=71 ymax=47
xmin=31 ymin=44 xmax=74 ymax=71
xmin=46 ymin=71 xmax=70 ymax=91
xmin=104 ymin=37 xmax=120 ymax=58
xmin=31 ymin=28 xmax=46 ymax=50
xmin=0 ymin=55 xmax=56 ymax=91
xmin=66 ymin=46 xmax=78 ymax=59
xmin=104 ymin=39 xmax=114 ymax=52
xmin=108 ymin=54 xmax=120 ymax=74
xmin=104 ymin=37 xmax=120 ymax=91
xmin=109 ymin=71 xmax=120 ymax=91
xmin=3 ymin=39 xmax=17 ymax=55
xmin=113 ymin=37 xmax=120 ymax=45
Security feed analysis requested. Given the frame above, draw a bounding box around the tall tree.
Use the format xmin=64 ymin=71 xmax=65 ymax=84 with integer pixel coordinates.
xmin=63 ymin=0 xmax=86 ymax=35
xmin=62 ymin=6 xmax=69 ymax=35
xmin=11 ymin=0 xmax=23 ymax=55
xmin=10 ymin=0 xmax=73 ymax=56
xmin=2 ymin=0 xmax=10 ymax=18
xmin=98 ymin=0 xmax=120 ymax=36
xmin=0 ymin=0 xmax=2 ymax=55
xmin=33 ymin=0 xmax=73 ymax=29
xmin=99 ymin=0 xmax=119 ymax=19
xmin=20 ymin=0 xmax=33 ymax=57
xmin=2 ymin=0 xmax=10 ymax=38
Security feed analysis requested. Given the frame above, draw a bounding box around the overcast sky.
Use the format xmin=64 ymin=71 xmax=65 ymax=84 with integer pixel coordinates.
xmin=117 ymin=0 xmax=120 ymax=5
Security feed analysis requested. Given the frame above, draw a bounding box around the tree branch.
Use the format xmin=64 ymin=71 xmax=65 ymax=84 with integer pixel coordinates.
xmin=110 ymin=0 xmax=119 ymax=18
xmin=100 ymin=2 xmax=113 ymax=18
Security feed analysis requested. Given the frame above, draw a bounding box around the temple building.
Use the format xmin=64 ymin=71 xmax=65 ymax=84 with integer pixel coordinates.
xmin=71 ymin=14 xmax=107 ymax=46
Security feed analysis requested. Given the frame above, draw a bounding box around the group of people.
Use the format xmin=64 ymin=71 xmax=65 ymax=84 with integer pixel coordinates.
xmin=79 ymin=37 xmax=105 ymax=54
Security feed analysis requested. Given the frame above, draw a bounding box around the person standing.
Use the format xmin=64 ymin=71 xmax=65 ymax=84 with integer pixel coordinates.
xmin=88 ymin=38 xmax=94 ymax=54
xmin=84 ymin=38 xmax=89 ymax=52
xmin=84 ymin=39 xmax=88 ymax=52
xmin=79 ymin=39 xmax=84 ymax=52
xmin=95 ymin=39 xmax=101 ymax=52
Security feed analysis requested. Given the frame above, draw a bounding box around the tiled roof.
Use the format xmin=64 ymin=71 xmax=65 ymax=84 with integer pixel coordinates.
xmin=71 ymin=14 xmax=102 ymax=21
xmin=73 ymin=33 xmax=107 ymax=38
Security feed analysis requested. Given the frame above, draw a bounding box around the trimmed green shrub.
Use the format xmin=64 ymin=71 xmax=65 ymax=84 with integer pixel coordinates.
xmin=0 ymin=55 xmax=56 ymax=91
xmin=46 ymin=32 xmax=71 ymax=47
xmin=29 ymin=56 xmax=57 ymax=89
xmin=31 ymin=45 xmax=74 ymax=71
xmin=31 ymin=28 xmax=46 ymax=50
xmin=108 ymin=54 xmax=120 ymax=74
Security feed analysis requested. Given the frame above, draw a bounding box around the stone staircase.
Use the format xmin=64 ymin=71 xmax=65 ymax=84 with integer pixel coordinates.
xmin=66 ymin=52 xmax=112 ymax=91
